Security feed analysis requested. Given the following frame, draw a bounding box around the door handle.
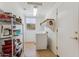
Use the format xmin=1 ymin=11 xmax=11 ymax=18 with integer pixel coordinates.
xmin=72 ymin=37 xmax=78 ymax=40
xmin=72 ymin=32 xmax=79 ymax=40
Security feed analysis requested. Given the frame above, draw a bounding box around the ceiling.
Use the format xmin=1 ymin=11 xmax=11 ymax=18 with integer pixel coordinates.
xmin=17 ymin=2 xmax=56 ymax=17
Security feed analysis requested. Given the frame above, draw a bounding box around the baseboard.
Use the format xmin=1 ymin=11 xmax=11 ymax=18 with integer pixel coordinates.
xmin=24 ymin=41 xmax=36 ymax=44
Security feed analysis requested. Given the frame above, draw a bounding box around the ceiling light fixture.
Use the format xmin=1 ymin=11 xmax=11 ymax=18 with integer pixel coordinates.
xmin=33 ymin=6 xmax=37 ymax=16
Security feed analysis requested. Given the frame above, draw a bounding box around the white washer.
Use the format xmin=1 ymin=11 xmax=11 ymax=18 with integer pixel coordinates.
xmin=36 ymin=32 xmax=47 ymax=50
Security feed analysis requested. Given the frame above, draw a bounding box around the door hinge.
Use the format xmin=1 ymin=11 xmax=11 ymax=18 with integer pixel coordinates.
xmin=56 ymin=9 xmax=58 ymax=16
xmin=56 ymin=46 xmax=58 ymax=50
xmin=56 ymin=12 xmax=58 ymax=15
xmin=56 ymin=29 xmax=58 ymax=32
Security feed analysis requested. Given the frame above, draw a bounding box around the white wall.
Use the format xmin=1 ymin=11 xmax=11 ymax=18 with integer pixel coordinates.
xmin=24 ymin=16 xmax=45 ymax=42
xmin=45 ymin=2 xmax=79 ymax=57
xmin=43 ymin=3 xmax=63 ymax=55
xmin=0 ymin=3 xmax=18 ymax=16
xmin=44 ymin=9 xmax=57 ymax=55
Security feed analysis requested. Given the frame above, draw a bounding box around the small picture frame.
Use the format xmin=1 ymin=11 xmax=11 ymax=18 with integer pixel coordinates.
xmin=26 ymin=24 xmax=35 ymax=30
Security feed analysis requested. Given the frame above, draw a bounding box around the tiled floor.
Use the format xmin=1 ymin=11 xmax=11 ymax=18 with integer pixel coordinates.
xmin=24 ymin=42 xmax=56 ymax=57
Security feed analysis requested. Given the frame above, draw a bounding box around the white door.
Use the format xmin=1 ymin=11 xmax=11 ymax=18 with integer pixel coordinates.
xmin=57 ymin=3 xmax=79 ymax=57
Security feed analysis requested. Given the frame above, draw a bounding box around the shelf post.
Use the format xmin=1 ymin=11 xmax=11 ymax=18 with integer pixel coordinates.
xmin=11 ymin=16 xmax=14 ymax=57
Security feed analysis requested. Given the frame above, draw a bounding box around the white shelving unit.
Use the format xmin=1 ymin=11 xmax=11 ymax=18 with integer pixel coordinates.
xmin=0 ymin=12 xmax=23 ymax=57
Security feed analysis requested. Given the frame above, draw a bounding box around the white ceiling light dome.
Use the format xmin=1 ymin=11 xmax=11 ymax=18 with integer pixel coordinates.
xmin=33 ymin=6 xmax=38 ymax=16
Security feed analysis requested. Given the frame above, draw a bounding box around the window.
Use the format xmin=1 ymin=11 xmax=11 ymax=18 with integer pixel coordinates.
xmin=26 ymin=18 xmax=36 ymax=30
